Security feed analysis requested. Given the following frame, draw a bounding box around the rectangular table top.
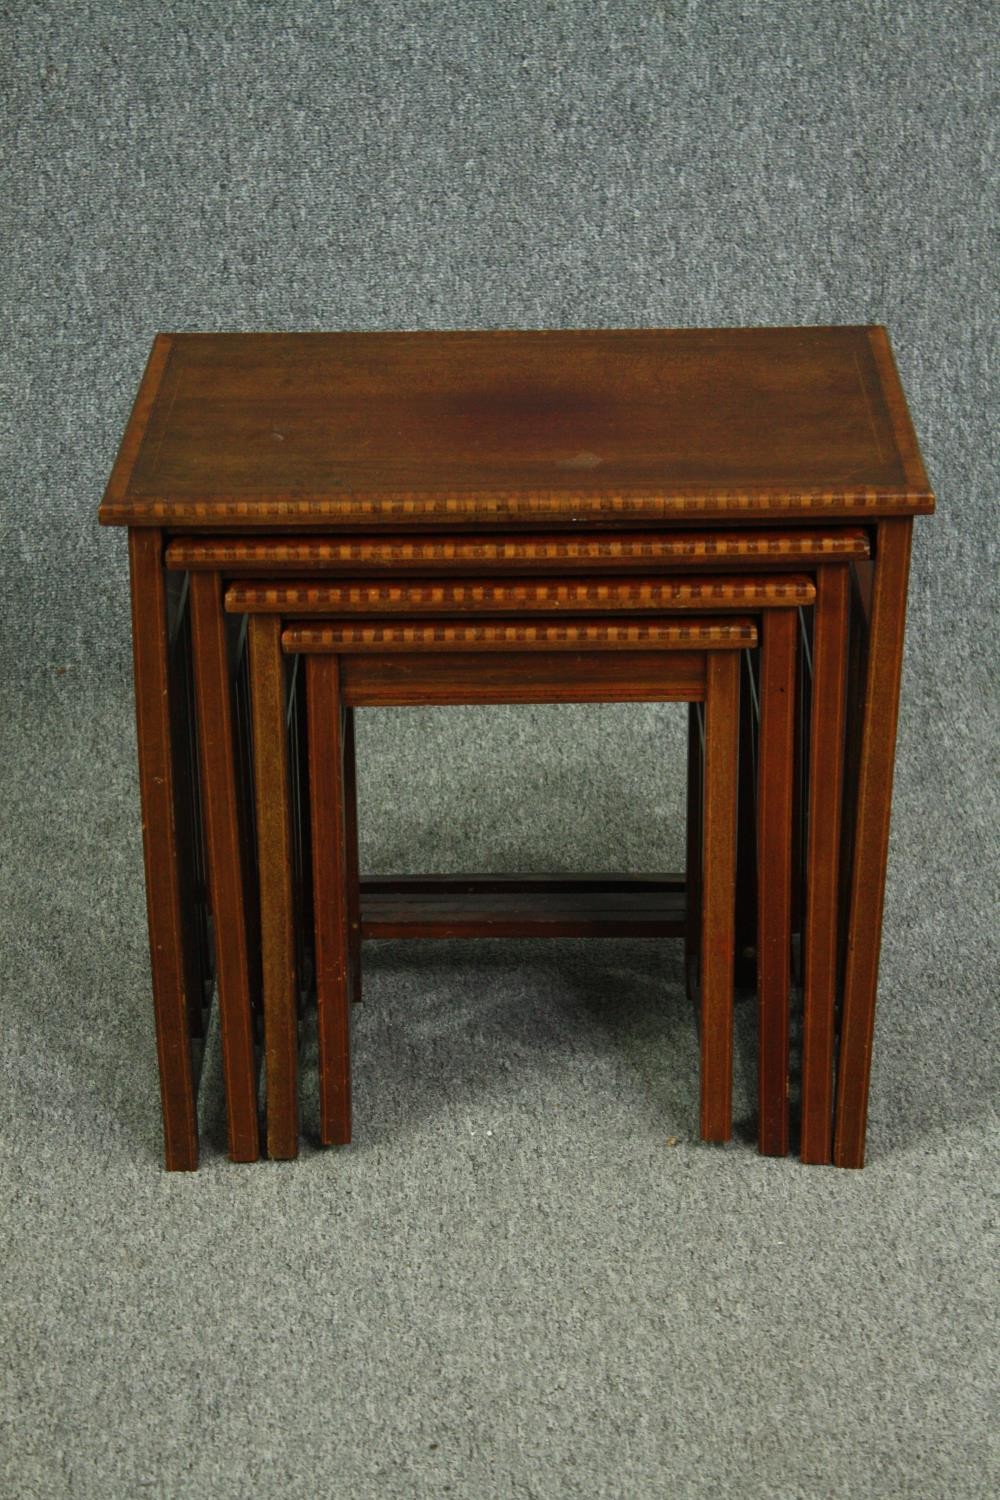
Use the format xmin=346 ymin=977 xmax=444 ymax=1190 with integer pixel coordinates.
xmin=99 ymin=326 xmax=933 ymax=529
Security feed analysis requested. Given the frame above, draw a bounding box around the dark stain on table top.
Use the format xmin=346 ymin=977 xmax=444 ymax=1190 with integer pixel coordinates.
xmin=99 ymin=327 xmax=933 ymax=528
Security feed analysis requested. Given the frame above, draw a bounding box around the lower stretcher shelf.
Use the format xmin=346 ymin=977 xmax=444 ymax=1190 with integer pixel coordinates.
xmin=358 ymin=873 xmax=686 ymax=940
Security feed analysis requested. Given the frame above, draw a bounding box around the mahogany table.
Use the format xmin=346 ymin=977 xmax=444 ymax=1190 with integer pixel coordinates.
xmin=233 ymin=584 xmax=807 ymax=1158
xmin=99 ymin=327 xmax=934 ymax=1170
xmin=282 ymin=614 xmax=756 ymax=1151
xmin=175 ymin=528 xmax=864 ymax=1163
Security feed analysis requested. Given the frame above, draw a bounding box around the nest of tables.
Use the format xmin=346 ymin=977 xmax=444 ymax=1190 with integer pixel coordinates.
xmin=100 ymin=327 xmax=934 ymax=1170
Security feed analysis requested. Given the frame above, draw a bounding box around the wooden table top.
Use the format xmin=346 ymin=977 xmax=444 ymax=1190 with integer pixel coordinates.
xmin=99 ymin=327 xmax=933 ymax=529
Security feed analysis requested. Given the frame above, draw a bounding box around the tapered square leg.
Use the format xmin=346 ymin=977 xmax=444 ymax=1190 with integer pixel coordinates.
xmin=700 ymin=651 xmax=740 ymax=1143
xmin=249 ymin=615 xmax=299 ymax=1159
xmin=685 ymin=701 xmax=703 ymax=1009
xmin=190 ymin=573 xmax=261 ymax=1161
xmin=757 ymin=609 xmax=797 ymax=1156
xmin=306 ymin=656 xmax=353 ymax=1146
xmin=128 ymin=528 xmax=200 ymax=1170
xmin=800 ymin=565 xmax=850 ymax=1163
xmin=734 ymin=649 xmax=759 ymax=990
xmin=343 ymin=707 xmax=363 ymax=1006
xmin=835 ymin=519 xmax=913 ymax=1167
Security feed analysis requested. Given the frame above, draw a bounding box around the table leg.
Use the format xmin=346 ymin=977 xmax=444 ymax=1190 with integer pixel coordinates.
xmin=836 ymin=566 xmax=868 ymax=999
xmin=685 ymin=702 xmax=703 ymax=1010
xmin=734 ymin=649 xmax=759 ymax=990
xmin=700 ymin=652 xmax=740 ymax=1143
xmin=800 ymin=565 xmax=850 ymax=1163
xmin=189 ymin=573 xmax=261 ymax=1161
xmin=757 ymin=610 xmax=796 ymax=1156
xmin=343 ymin=707 xmax=363 ymax=1005
xmin=305 ymin=656 xmax=353 ymax=1145
xmin=834 ymin=518 xmax=913 ymax=1167
xmin=128 ymin=528 xmax=200 ymax=1170
xmin=249 ymin=615 xmax=299 ymax=1159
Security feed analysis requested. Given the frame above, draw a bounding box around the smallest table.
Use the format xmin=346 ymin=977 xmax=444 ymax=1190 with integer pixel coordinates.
xmin=277 ymin=613 xmax=754 ymax=1151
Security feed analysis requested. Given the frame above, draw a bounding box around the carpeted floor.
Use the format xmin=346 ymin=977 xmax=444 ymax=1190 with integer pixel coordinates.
xmin=2 ymin=4 xmax=997 ymax=1497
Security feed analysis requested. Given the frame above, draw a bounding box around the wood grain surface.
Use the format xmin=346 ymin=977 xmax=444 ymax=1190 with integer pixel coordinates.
xmin=336 ymin=651 xmax=709 ymax=707
xmin=99 ymin=328 xmax=934 ymax=527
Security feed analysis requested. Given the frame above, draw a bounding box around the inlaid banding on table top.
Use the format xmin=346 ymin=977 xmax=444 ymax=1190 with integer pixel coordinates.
xmin=106 ymin=488 xmax=933 ymax=528
xmin=281 ymin=616 xmax=758 ymax=653
xmin=227 ymin=575 xmax=815 ymax=616
xmin=167 ymin=528 xmax=870 ymax=573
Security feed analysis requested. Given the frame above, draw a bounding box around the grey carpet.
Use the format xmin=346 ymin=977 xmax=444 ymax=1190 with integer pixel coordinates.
xmin=2 ymin=3 xmax=998 ymax=1497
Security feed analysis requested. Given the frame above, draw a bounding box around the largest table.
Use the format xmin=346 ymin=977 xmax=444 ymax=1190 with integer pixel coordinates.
xmin=99 ymin=326 xmax=934 ymax=1169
